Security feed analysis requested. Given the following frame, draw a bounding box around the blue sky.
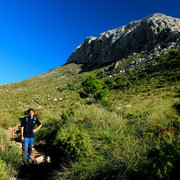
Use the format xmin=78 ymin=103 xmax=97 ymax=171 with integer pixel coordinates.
xmin=0 ymin=0 xmax=179 ymax=84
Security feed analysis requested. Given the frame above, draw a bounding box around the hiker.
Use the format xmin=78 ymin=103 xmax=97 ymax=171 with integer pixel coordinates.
xmin=20 ymin=108 xmax=42 ymax=163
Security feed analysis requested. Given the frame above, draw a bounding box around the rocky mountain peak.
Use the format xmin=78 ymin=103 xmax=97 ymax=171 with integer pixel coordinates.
xmin=66 ymin=13 xmax=180 ymax=66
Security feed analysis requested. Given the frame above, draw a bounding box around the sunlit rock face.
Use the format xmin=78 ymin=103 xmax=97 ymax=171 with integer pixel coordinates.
xmin=66 ymin=13 xmax=180 ymax=66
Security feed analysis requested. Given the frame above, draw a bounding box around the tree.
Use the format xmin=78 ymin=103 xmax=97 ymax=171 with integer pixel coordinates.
xmin=82 ymin=74 xmax=103 ymax=94
xmin=81 ymin=74 xmax=109 ymax=101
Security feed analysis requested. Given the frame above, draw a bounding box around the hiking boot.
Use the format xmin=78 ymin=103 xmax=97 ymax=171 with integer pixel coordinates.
xmin=21 ymin=160 xmax=28 ymax=166
xmin=27 ymin=158 xmax=33 ymax=163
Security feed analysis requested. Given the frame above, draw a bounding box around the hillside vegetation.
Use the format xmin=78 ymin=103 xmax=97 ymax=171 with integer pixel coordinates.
xmin=0 ymin=48 xmax=180 ymax=179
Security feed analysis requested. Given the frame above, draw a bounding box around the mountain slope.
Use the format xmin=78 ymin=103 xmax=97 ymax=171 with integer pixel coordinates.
xmin=0 ymin=47 xmax=179 ymax=126
xmin=0 ymin=14 xmax=179 ymax=180
xmin=67 ymin=13 xmax=180 ymax=66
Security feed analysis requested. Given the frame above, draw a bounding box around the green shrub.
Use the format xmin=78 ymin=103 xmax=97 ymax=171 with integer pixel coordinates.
xmin=57 ymin=87 xmax=66 ymax=92
xmin=81 ymin=73 xmax=109 ymax=101
xmin=35 ymin=118 xmax=61 ymax=143
xmin=0 ymin=159 xmax=9 ymax=180
xmin=61 ymin=110 xmax=69 ymax=122
xmin=82 ymin=74 xmax=103 ymax=94
xmin=173 ymin=102 xmax=180 ymax=115
xmin=128 ymin=124 xmax=180 ymax=180
xmin=172 ymin=103 xmax=180 ymax=130
xmin=169 ymin=49 xmax=180 ymax=58
xmin=105 ymin=79 xmax=114 ymax=89
xmin=126 ymin=69 xmax=131 ymax=75
xmin=95 ymin=88 xmax=109 ymax=101
xmin=67 ymin=83 xmax=75 ymax=91
xmin=61 ymin=108 xmax=75 ymax=123
xmin=141 ymin=72 xmax=148 ymax=78
xmin=54 ymin=125 xmax=92 ymax=159
xmin=146 ymin=135 xmax=179 ymax=179
xmin=126 ymin=81 xmax=132 ymax=89
xmin=0 ymin=127 xmax=21 ymax=178
xmin=79 ymin=90 xmax=88 ymax=98
xmin=116 ymin=79 xmax=124 ymax=89
xmin=8 ymin=108 xmax=20 ymax=117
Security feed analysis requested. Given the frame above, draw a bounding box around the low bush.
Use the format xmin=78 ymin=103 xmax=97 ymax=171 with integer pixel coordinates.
xmin=81 ymin=73 xmax=109 ymax=101
xmin=35 ymin=118 xmax=61 ymax=143
xmin=105 ymin=79 xmax=115 ymax=89
xmin=0 ymin=127 xmax=21 ymax=179
xmin=116 ymin=79 xmax=124 ymax=89
xmin=57 ymin=87 xmax=66 ymax=92
xmin=82 ymin=74 xmax=103 ymax=95
xmin=67 ymin=83 xmax=76 ymax=91
xmin=54 ymin=125 xmax=92 ymax=160
xmin=8 ymin=108 xmax=21 ymax=118
xmin=0 ymin=159 xmax=9 ymax=180
xmin=60 ymin=108 xmax=75 ymax=123
xmin=129 ymin=127 xmax=180 ymax=180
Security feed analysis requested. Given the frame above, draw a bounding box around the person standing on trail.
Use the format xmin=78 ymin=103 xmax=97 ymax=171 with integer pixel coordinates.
xmin=20 ymin=108 xmax=42 ymax=163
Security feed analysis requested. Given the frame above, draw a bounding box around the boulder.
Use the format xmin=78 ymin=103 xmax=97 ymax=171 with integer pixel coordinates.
xmin=34 ymin=155 xmax=51 ymax=164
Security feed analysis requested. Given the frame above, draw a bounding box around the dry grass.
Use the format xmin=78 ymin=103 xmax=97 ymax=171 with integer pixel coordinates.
xmin=0 ymin=48 xmax=179 ymax=179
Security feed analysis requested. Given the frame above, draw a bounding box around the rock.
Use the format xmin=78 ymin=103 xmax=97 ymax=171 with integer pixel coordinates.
xmin=34 ymin=155 xmax=44 ymax=164
xmin=124 ymin=58 xmax=146 ymax=70
xmin=46 ymin=156 xmax=51 ymax=163
xmin=120 ymin=69 xmax=125 ymax=73
xmin=66 ymin=13 xmax=180 ymax=67
xmin=15 ymin=142 xmax=22 ymax=148
xmin=34 ymin=155 xmax=51 ymax=164
xmin=113 ymin=61 xmax=120 ymax=70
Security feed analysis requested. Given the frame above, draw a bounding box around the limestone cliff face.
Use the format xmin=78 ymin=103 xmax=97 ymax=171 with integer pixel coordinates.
xmin=66 ymin=13 xmax=180 ymax=66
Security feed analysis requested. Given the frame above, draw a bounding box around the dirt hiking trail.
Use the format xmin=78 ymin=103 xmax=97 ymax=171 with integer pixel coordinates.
xmin=6 ymin=125 xmax=56 ymax=180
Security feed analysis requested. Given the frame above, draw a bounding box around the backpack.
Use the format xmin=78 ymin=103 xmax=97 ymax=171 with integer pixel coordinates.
xmin=25 ymin=116 xmax=37 ymax=132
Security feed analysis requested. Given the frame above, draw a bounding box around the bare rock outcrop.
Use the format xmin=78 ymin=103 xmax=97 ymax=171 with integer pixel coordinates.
xmin=66 ymin=13 xmax=180 ymax=66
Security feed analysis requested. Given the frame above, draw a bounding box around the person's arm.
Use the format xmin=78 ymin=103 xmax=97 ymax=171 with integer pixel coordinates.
xmin=21 ymin=126 xmax=24 ymax=142
xmin=33 ymin=124 xmax=42 ymax=133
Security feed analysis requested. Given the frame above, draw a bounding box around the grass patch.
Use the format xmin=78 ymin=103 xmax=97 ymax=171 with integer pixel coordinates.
xmin=0 ymin=48 xmax=179 ymax=179
xmin=0 ymin=127 xmax=21 ymax=179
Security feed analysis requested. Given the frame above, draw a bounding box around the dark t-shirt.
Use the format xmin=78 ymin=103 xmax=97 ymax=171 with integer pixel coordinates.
xmin=21 ymin=116 xmax=41 ymax=138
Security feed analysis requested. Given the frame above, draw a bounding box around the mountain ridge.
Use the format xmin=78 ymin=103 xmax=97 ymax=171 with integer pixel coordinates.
xmin=66 ymin=13 xmax=180 ymax=66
